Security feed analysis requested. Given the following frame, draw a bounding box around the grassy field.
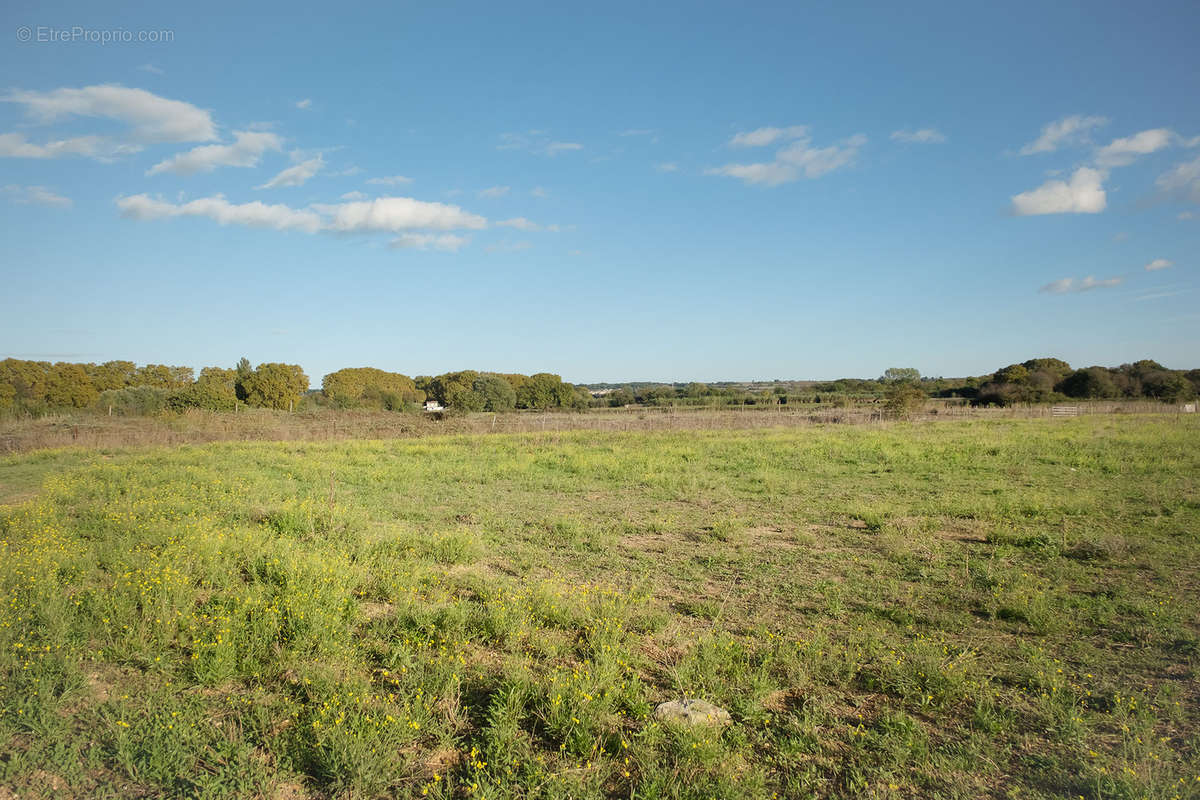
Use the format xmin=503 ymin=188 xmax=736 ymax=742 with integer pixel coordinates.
xmin=0 ymin=416 xmax=1197 ymax=799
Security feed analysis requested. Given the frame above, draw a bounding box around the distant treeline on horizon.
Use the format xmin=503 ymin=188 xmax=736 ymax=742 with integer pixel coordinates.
xmin=0 ymin=356 xmax=1196 ymax=417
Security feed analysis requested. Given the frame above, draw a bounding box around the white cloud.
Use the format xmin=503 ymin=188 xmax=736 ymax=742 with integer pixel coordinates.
xmin=0 ymin=132 xmax=127 ymax=159
xmin=116 ymin=193 xmax=322 ymax=233
xmin=1144 ymin=258 xmax=1173 ymax=271
xmin=1155 ymin=155 xmax=1200 ymax=204
xmin=618 ymin=129 xmax=655 ymax=137
xmin=3 ymin=84 xmax=216 ymax=144
xmin=496 ymin=217 xmax=560 ymax=232
xmin=1011 ymin=167 xmax=1106 ymax=215
xmin=340 ymin=190 xmax=367 ymax=200
xmin=147 ymin=130 xmax=283 ymax=176
xmin=295 ymin=98 xmax=312 ymax=110
xmin=545 ymin=141 xmax=583 ymax=155
xmin=137 ymin=64 xmax=165 ymax=75
xmin=365 ymin=174 xmax=412 ymax=186
xmin=1020 ymin=115 xmax=1108 ymax=155
xmin=313 ymin=196 xmax=488 ymax=233
xmin=728 ymin=126 xmax=807 ymax=148
xmin=478 ymin=185 xmax=511 ymax=198
xmin=655 ymin=162 xmax=679 ymax=172
xmin=1180 ymin=211 xmax=1196 ymax=220
xmin=118 ymin=193 xmax=490 ymax=239
xmin=707 ymin=132 xmax=866 ymax=186
xmin=531 ymin=186 xmax=548 ymax=198
xmin=1039 ymin=275 xmax=1124 ymax=294
xmin=1095 ymin=129 xmax=1173 ymax=167
xmin=390 ymin=233 xmax=469 ymax=252
xmin=3 ymin=184 xmax=72 ymax=208
xmin=891 ymin=128 xmax=947 ymax=144
xmin=257 ymin=155 xmax=323 ymax=189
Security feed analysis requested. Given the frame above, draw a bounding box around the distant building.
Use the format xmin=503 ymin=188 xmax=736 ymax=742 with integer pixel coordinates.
xmin=423 ymin=400 xmax=444 ymax=412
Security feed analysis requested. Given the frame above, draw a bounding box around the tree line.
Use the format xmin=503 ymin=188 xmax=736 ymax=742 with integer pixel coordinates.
xmin=966 ymin=358 xmax=1198 ymax=405
xmin=1 ymin=355 xmax=1195 ymax=417
xmin=0 ymin=358 xmax=308 ymax=415
xmin=0 ymin=358 xmax=591 ymax=416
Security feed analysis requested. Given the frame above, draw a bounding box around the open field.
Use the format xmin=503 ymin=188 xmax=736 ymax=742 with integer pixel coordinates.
xmin=0 ymin=400 xmax=1186 ymax=456
xmin=1 ymin=417 xmax=1198 ymax=799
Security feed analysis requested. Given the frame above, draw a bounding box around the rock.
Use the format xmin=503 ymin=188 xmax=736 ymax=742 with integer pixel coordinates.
xmin=653 ymin=698 xmax=732 ymax=727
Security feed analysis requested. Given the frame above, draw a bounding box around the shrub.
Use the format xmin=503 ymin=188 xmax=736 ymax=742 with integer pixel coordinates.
xmin=885 ymin=382 xmax=926 ymax=418
xmin=97 ymin=386 xmax=170 ymax=416
xmin=239 ymin=363 xmax=309 ymax=410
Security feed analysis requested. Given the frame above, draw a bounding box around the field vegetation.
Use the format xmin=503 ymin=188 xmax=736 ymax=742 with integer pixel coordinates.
xmin=1 ymin=416 xmax=1198 ymax=798
xmin=2 ymin=356 xmax=1196 ymax=422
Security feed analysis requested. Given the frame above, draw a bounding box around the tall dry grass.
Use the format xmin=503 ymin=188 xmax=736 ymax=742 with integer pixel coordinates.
xmin=0 ymin=399 xmax=1187 ymax=454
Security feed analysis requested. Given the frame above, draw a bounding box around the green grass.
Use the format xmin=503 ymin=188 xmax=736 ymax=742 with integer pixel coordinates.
xmin=1 ymin=416 xmax=1197 ymax=799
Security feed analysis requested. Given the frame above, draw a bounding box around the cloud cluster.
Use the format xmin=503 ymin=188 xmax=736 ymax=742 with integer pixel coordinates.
xmin=707 ymin=129 xmax=866 ymax=186
xmin=0 ymin=85 xmax=217 ymax=162
xmin=728 ymin=126 xmax=808 ymax=148
xmin=147 ymin=131 xmax=283 ymax=176
xmin=117 ymin=193 xmax=489 ymax=239
xmin=890 ymin=128 xmax=947 ymax=144
xmin=3 ymin=184 xmax=72 ymax=208
xmin=1039 ymin=275 xmax=1124 ymax=294
xmin=1019 ymin=115 xmax=1108 ymax=155
xmin=258 ymin=155 xmax=324 ymax=189
xmin=1014 ymin=116 xmax=1195 ymax=215
xmin=1011 ymin=167 xmax=1106 ymax=215
xmin=1094 ymin=129 xmax=1173 ymax=167
xmin=313 ymin=197 xmax=488 ymax=233
xmin=1144 ymin=258 xmax=1173 ymax=271
xmin=1156 ymin=155 xmax=1200 ymax=204
xmin=116 ymin=193 xmax=322 ymax=233
xmin=0 ymin=133 xmax=127 ymax=160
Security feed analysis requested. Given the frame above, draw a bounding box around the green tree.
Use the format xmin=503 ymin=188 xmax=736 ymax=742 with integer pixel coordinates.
xmin=473 ymin=374 xmax=517 ymax=411
xmin=235 ymin=357 xmax=254 ymax=402
xmin=641 ymin=385 xmax=678 ymax=406
xmin=323 ymin=367 xmax=424 ymax=409
xmin=132 ymin=364 xmax=174 ymax=389
xmin=1140 ymin=371 xmax=1196 ymax=402
xmin=607 ymin=387 xmax=635 ymax=407
xmin=1058 ymin=367 xmax=1117 ymax=399
xmin=993 ymin=364 xmax=1030 ymax=385
xmin=516 ymin=373 xmax=563 ymax=410
xmin=86 ymin=360 xmax=137 ymax=392
xmin=241 ymin=363 xmax=308 ymax=410
xmin=167 ymin=376 xmax=237 ymax=411
xmin=44 ymin=363 xmax=97 ymax=408
xmin=0 ymin=359 xmax=51 ymax=403
xmin=881 ymin=367 xmax=921 ymax=384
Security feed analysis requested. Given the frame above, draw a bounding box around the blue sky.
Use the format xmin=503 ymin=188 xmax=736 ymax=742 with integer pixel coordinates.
xmin=1 ymin=1 xmax=1198 ymax=384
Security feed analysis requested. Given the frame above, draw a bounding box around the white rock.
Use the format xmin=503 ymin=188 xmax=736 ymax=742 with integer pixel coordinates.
xmin=653 ymin=698 xmax=732 ymax=727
